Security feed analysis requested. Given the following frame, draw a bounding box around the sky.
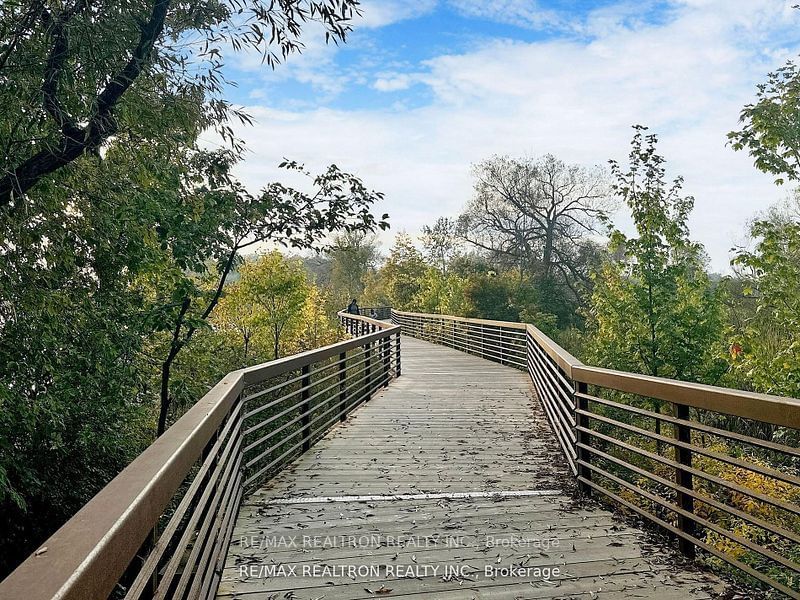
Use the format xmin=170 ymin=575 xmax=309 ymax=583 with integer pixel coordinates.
xmin=213 ymin=0 xmax=800 ymax=273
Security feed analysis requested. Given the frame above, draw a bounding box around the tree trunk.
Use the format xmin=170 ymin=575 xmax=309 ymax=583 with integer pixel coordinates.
xmin=157 ymin=353 xmax=175 ymax=436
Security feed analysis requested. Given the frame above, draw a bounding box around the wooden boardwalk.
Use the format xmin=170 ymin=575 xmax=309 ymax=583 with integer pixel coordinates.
xmin=217 ymin=337 xmax=723 ymax=599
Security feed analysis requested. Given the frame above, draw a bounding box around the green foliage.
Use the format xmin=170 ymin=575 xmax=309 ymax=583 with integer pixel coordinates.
xmin=730 ymin=218 xmax=800 ymax=399
xmin=327 ymin=231 xmax=381 ymax=307
xmin=365 ymin=233 xmax=427 ymax=310
xmin=587 ymin=126 xmax=726 ymax=383
xmin=0 ymin=0 xmax=362 ymax=203
xmin=238 ymin=252 xmax=311 ymax=359
xmin=729 ymin=62 xmax=800 ymax=184
xmin=421 ymin=217 xmax=460 ymax=273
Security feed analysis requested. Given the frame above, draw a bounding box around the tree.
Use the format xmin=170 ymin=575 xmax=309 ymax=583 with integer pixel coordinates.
xmin=729 ymin=61 xmax=800 ymax=184
xmin=149 ymin=158 xmax=388 ymax=435
xmin=421 ymin=217 xmax=460 ymax=273
xmin=214 ymin=280 xmax=264 ymax=363
xmin=730 ymin=209 xmax=800 ymax=400
xmin=327 ymin=231 xmax=381 ymax=307
xmin=459 ymin=154 xmax=611 ymax=323
xmin=587 ymin=127 xmax=725 ymax=386
xmin=239 ymin=252 xmax=310 ymax=359
xmin=0 ymin=0 xmax=361 ymax=206
xmin=367 ymin=233 xmax=427 ymax=310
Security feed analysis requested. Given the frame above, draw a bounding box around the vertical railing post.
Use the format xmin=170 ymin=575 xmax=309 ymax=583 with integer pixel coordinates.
xmin=338 ymin=351 xmax=347 ymax=422
xmin=395 ymin=331 xmax=402 ymax=377
xmin=480 ymin=324 xmax=485 ymax=358
xmin=675 ymin=403 xmax=696 ymax=557
xmin=382 ymin=334 xmax=390 ymax=387
xmin=301 ymin=364 xmax=311 ymax=452
xmin=575 ymin=380 xmax=592 ymax=496
xmin=365 ymin=340 xmax=372 ymax=400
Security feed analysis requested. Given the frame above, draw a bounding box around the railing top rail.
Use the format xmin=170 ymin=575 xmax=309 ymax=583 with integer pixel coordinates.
xmin=0 ymin=315 xmax=400 ymax=600
xmin=392 ymin=309 xmax=528 ymax=330
xmin=573 ymin=364 xmax=800 ymax=429
xmin=0 ymin=371 xmax=245 ymax=600
xmin=394 ymin=308 xmax=800 ymax=428
xmin=524 ymin=323 xmax=583 ymax=377
xmin=338 ymin=310 xmax=396 ymax=329
xmin=391 ymin=309 xmax=583 ymax=377
xmin=244 ymin=317 xmax=398 ymax=386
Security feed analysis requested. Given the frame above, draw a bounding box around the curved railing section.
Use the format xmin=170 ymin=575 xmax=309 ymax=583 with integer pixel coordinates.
xmin=0 ymin=313 xmax=399 ymax=600
xmin=392 ymin=309 xmax=800 ymax=599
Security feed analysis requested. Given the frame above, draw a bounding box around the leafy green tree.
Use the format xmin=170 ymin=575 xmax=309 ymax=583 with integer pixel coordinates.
xmin=0 ymin=0 xmax=361 ymax=205
xmin=327 ymin=231 xmax=381 ymax=307
xmin=730 ymin=215 xmax=800 ymax=400
xmin=413 ymin=268 xmax=471 ymax=315
xmin=239 ymin=252 xmax=310 ymax=359
xmin=214 ymin=280 xmax=265 ymax=362
xmin=587 ymin=126 xmax=726 ymax=385
xmin=367 ymin=233 xmax=427 ymax=310
xmin=421 ymin=217 xmax=460 ymax=273
xmin=729 ymin=62 xmax=800 ymax=184
xmin=463 ymin=272 xmax=518 ymax=321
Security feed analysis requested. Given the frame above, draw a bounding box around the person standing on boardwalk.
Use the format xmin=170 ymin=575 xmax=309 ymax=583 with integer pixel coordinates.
xmin=347 ymin=299 xmax=360 ymax=314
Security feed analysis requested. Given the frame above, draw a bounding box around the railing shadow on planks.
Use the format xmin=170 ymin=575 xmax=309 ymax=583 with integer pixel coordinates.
xmin=391 ymin=308 xmax=800 ymax=599
xmin=0 ymin=312 xmax=399 ymax=600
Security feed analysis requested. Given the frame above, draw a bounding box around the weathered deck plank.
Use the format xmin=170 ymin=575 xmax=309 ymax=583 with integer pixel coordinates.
xmin=216 ymin=337 xmax=722 ymax=599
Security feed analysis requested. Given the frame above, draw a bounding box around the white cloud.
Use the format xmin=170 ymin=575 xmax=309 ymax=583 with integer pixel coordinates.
xmin=448 ymin=0 xmax=570 ymax=31
xmin=373 ymin=72 xmax=419 ymax=91
xmin=356 ymin=0 xmax=438 ymax=28
xmin=228 ymin=0 xmax=800 ymax=272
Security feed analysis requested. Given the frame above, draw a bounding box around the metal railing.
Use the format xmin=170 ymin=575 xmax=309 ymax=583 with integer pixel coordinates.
xmin=392 ymin=309 xmax=800 ymax=598
xmin=0 ymin=313 xmax=400 ymax=600
xmin=344 ymin=306 xmax=393 ymax=320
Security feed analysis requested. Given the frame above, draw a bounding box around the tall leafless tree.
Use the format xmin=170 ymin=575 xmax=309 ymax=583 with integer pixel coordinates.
xmin=459 ymin=154 xmax=612 ymax=299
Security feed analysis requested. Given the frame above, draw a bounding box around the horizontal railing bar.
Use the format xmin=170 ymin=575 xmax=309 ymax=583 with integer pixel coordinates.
xmin=578 ymin=392 xmax=800 ymax=459
xmin=241 ymin=353 xmax=392 ymax=446
xmin=243 ymin=347 xmax=378 ymax=422
xmin=524 ymin=324 xmax=583 ymax=378
xmin=528 ymin=358 xmax=577 ymax=440
xmin=241 ymin=325 xmax=398 ymax=387
xmin=577 ymin=409 xmax=800 ymax=489
xmin=574 ymin=365 xmax=800 ymax=429
xmin=578 ymin=477 xmax=800 ymax=600
xmin=339 ymin=312 xmax=395 ymax=331
xmin=528 ymin=347 xmax=576 ymax=429
xmin=243 ymin=349 xmax=358 ymax=406
xmin=244 ymin=347 xmax=373 ymax=423
xmin=577 ymin=425 xmax=800 ymax=517
xmin=243 ymin=359 xmax=399 ymax=463
xmin=244 ymin=368 xmax=393 ymax=488
xmin=580 ymin=459 xmax=800 ymax=577
xmin=579 ymin=442 xmax=800 ymax=545
xmin=392 ymin=309 xmax=527 ymax=330
xmin=528 ymin=334 xmax=574 ymax=392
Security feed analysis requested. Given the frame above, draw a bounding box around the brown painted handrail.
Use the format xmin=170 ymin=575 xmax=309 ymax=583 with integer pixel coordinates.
xmin=0 ymin=315 xmax=401 ymax=600
xmin=0 ymin=372 xmax=244 ymax=600
xmin=391 ymin=308 xmax=800 ymax=426
xmin=391 ymin=307 xmax=800 ymax=598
